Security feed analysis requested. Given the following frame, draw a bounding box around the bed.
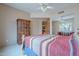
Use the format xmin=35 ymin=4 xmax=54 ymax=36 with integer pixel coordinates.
xmin=22 ymin=33 xmax=79 ymax=56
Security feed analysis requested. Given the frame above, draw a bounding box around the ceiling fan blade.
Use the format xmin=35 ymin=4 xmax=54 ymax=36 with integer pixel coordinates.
xmin=47 ymin=6 xmax=54 ymax=9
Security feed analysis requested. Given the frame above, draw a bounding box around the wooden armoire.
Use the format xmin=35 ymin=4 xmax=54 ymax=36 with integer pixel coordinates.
xmin=17 ymin=19 xmax=31 ymax=45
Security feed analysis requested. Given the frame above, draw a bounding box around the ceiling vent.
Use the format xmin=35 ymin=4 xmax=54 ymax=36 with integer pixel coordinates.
xmin=58 ymin=11 xmax=64 ymax=14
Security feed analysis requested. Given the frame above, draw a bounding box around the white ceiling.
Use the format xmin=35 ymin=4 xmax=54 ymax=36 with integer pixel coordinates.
xmin=5 ymin=3 xmax=74 ymax=14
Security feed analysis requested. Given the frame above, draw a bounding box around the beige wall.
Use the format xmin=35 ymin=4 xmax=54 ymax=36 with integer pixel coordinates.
xmin=52 ymin=21 xmax=60 ymax=34
xmin=31 ymin=20 xmax=42 ymax=35
xmin=0 ymin=4 xmax=30 ymax=47
xmin=30 ymin=18 xmax=48 ymax=35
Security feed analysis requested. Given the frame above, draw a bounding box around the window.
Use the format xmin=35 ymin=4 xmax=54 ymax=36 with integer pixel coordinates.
xmin=59 ymin=21 xmax=73 ymax=33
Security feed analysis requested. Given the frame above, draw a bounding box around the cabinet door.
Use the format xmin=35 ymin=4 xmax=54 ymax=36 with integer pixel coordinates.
xmin=17 ymin=19 xmax=31 ymax=45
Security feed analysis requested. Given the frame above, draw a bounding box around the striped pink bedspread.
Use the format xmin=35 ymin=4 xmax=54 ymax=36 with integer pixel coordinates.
xmin=48 ymin=35 xmax=73 ymax=56
xmin=25 ymin=35 xmax=40 ymax=47
xmin=71 ymin=39 xmax=79 ymax=56
xmin=24 ymin=34 xmax=79 ymax=56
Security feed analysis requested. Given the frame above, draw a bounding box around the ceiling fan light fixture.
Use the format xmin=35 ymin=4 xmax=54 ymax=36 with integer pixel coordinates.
xmin=40 ymin=3 xmax=48 ymax=12
xmin=40 ymin=6 xmax=47 ymax=12
xmin=40 ymin=3 xmax=54 ymax=12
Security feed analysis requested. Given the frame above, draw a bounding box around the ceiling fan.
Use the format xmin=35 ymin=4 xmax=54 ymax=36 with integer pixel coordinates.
xmin=37 ymin=3 xmax=54 ymax=12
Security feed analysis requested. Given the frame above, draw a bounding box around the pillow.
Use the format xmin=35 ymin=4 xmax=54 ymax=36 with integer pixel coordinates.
xmin=57 ymin=32 xmax=74 ymax=36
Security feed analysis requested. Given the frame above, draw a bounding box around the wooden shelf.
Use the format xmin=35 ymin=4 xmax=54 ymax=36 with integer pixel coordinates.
xmin=17 ymin=19 xmax=31 ymax=45
xmin=42 ymin=19 xmax=50 ymax=34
